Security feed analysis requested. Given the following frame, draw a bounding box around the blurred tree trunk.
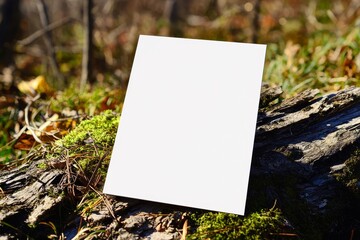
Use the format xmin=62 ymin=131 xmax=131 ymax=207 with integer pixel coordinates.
xmin=0 ymin=0 xmax=20 ymax=67
xmin=80 ymin=0 xmax=94 ymax=91
xmin=164 ymin=0 xmax=189 ymax=37
xmin=252 ymin=0 xmax=261 ymax=43
xmin=206 ymin=0 xmax=219 ymax=20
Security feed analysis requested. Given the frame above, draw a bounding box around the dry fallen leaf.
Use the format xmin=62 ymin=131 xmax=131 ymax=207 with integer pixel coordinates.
xmin=17 ymin=75 xmax=54 ymax=96
xmin=14 ymin=133 xmax=36 ymax=150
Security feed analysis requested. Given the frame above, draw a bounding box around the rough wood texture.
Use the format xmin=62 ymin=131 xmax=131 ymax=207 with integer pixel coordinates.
xmin=252 ymin=85 xmax=360 ymax=238
xmin=257 ymin=87 xmax=360 ymax=165
xmin=1 ymin=86 xmax=360 ymax=239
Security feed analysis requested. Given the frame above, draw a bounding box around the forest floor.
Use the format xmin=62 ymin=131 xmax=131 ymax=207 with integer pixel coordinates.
xmin=1 ymin=0 xmax=360 ymax=239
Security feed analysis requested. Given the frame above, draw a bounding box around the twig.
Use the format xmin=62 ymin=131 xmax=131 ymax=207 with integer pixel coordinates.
xmin=24 ymin=95 xmax=42 ymax=143
xmin=64 ymin=148 xmax=76 ymax=198
xmin=12 ymin=125 xmax=28 ymax=142
xmin=35 ymin=0 xmax=65 ymax=89
xmin=18 ymin=17 xmax=74 ymax=46
xmin=269 ymin=232 xmax=299 ymax=237
xmin=270 ymin=199 xmax=278 ymax=211
xmin=90 ymin=186 xmax=120 ymax=224
xmin=85 ymin=139 xmax=109 ymax=191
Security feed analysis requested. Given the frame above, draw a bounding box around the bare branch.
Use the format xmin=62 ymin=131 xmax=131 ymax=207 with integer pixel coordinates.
xmin=18 ymin=17 xmax=75 ymax=46
xmin=35 ymin=0 xmax=65 ymax=89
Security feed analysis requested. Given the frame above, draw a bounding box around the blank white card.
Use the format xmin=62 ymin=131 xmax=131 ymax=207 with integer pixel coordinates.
xmin=103 ymin=35 xmax=266 ymax=215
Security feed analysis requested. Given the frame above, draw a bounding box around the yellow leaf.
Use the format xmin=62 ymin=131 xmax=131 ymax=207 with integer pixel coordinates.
xmin=17 ymin=75 xmax=53 ymax=96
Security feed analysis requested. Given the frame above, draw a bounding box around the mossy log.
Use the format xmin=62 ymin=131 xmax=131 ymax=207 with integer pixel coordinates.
xmin=253 ymin=85 xmax=360 ymax=238
xmin=2 ymin=86 xmax=360 ymax=239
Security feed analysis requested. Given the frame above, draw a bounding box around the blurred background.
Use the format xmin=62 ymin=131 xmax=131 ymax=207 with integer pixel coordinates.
xmin=1 ymin=0 xmax=360 ymax=94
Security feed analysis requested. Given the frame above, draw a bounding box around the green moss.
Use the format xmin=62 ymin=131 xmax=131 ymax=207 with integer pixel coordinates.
xmin=270 ymin=175 xmax=323 ymax=239
xmin=247 ymin=173 xmax=323 ymax=239
xmin=50 ymin=85 xmax=125 ymax=116
xmin=58 ymin=110 xmax=119 ymax=148
xmin=0 ymin=112 xmax=16 ymax=165
xmin=53 ymin=110 xmax=119 ymax=178
xmin=335 ymin=149 xmax=360 ymax=194
xmin=188 ymin=208 xmax=285 ymax=240
xmin=37 ymin=162 xmax=47 ymax=170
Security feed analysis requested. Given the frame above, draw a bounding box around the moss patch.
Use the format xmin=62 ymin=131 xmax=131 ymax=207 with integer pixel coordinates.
xmin=51 ymin=110 xmax=119 ymax=180
xmin=247 ymin=173 xmax=322 ymax=239
xmin=50 ymin=85 xmax=125 ymax=116
xmin=188 ymin=208 xmax=286 ymax=240
xmin=58 ymin=110 xmax=119 ymax=148
xmin=335 ymin=149 xmax=360 ymax=194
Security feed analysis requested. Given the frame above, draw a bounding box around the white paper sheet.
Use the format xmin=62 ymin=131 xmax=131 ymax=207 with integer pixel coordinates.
xmin=103 ymin=35 xmax=266 ymax=215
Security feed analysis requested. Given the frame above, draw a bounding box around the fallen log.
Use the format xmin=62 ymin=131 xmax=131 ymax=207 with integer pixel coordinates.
xmin=252 ymin=86 xmax=360 ymax=238
xmin=1 ymin=86 xmax=360 ymax=239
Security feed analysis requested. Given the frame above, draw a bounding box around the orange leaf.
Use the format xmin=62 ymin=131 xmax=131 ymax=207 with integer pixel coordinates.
xmin=14 ymin=134 xmax=36 ymax=150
